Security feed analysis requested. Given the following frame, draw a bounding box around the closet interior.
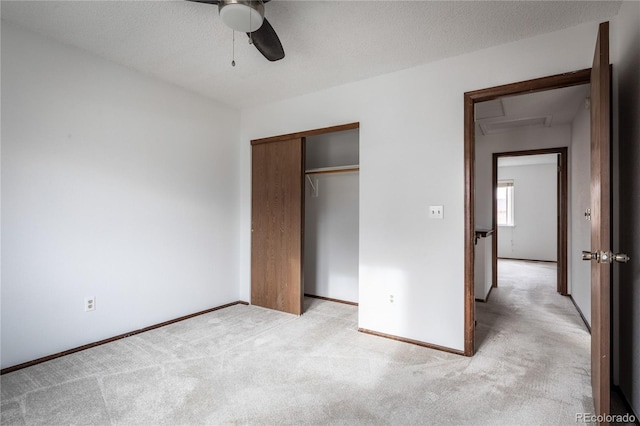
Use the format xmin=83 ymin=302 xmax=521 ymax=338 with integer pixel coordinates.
xmin=304 ymin=128 xmax=359 ymax=304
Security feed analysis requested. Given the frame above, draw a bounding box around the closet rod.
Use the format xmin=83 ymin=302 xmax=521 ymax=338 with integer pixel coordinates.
xmin=305 ymin=165 xmax=359 ymax=175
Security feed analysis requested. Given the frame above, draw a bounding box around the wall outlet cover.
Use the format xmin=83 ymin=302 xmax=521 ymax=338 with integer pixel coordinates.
xmin=429 ymin=205 xmax=444 ymax=219
xmin=85 ymin=297 xmax=95 ymax=312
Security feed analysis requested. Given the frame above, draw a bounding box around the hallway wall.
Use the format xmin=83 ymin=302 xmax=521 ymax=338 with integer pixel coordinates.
xmin=569 ymin=101 xmax=591 ymax=325
xmin=476 ymin=126 xmax=569 ymax=232
xmin=497 ymin=162 xmax=557 ymax=262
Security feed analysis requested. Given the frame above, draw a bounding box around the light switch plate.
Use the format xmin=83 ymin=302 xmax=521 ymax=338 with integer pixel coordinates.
xmin=429 ymin=205 xmax=444 ymax=219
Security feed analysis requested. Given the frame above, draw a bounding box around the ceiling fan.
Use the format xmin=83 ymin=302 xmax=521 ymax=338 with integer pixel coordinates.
xmin=187 ymin=0 xmax=284 ymax=62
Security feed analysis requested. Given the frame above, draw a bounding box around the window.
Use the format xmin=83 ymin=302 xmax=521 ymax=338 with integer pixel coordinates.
xmin=497 ymin=180 xmax=514 ymax=226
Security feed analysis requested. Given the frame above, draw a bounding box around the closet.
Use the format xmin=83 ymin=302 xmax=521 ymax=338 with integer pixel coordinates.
xmin=304 ymin=128 xmax=359 ymax=304
xmin=250 ymin=123 xmax=359 ymax=316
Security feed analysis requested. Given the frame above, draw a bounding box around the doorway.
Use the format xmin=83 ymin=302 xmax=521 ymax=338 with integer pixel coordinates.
xmin=304 ymin=129 xmax=360 ymax=306
xmin=463 ymin=69 xmax=591 ymax=356
xmin=493 ymin=148 xmax=568 ymax=296
xmin=465 ymin=22 xmax=613 ymax=418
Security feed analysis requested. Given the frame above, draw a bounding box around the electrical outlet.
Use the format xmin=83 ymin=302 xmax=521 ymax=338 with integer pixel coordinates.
xmin=429 ymin=205 xmax=444 ymax=219
xmin=85 ymin=297 xmax=95 ymax=312
xmin=389 ymin=294 xmax=394 ymax=304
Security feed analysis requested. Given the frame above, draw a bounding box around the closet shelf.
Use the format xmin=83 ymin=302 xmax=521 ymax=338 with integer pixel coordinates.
xmin=305 ymin=165 xmax=359 ymax=175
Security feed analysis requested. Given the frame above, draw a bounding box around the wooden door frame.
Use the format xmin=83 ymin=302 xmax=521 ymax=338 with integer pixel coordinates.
xmin=251 ymin=122 xmax=359 ymax=145
xmin=491 ymin=147 xmax=568 ymax=296
xmin=250 ymin=122 xmax=360 ymax=314
xmin=464 ymin=69 xmax=591 ymax=356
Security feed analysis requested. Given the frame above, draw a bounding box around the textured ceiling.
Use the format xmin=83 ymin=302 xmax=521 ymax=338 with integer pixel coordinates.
xmin=1 ymin=0 xmax=622 ymax=109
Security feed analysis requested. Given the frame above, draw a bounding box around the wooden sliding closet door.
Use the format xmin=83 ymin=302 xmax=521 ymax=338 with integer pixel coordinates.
xmin=251 ymin=138 xmax=304 ymax=315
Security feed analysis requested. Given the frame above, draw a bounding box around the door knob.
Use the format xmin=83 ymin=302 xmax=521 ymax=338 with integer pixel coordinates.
xmin=582 ymin=250 xmax=630 ymax=263
xmin=611 ymin=253 xmax=630 ymax=263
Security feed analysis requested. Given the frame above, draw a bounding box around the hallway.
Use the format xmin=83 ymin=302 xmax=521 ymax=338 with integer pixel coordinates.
xmin=475 ymin=259 xmax=594 ymax=421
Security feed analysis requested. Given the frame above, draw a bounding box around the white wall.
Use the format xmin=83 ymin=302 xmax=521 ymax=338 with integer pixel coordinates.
xmin=497 ymin=162 xmax=557 ymax=261
xmin=304 ymin=172 xmax=359 ymax=303
xmin=305 ymin=129 xmax=359 ymax=169
xmin=569 ymin=102 xmax=591 ymax=324
xmin=474 ymin=235 xmax=492 ymax=301
xmin=475 ymin=125 xmax=570 ymax=230
xmin=239 ymin=20 xmax=607 ymax=352
xmin=1 ymin=23 xmax=241 ymax=368
xmin=611 ymin=0 xmax=640 ymax=415
xmin=304 ymin=131 xmax=359 ymax=303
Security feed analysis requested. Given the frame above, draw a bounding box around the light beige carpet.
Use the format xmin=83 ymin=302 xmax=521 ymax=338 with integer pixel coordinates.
xmin=1 ymin=260 xmax=595 ymax=425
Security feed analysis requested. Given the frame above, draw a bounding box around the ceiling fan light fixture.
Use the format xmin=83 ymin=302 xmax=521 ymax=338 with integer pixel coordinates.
xmin=219 ymin=0 xmax=264 ymax=33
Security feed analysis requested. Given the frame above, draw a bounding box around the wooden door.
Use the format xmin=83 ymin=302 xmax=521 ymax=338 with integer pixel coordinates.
xmin=589 ymin=21 xmax=611 ymax=421
xmin=251 ymin=138 xmax=304 ymax=315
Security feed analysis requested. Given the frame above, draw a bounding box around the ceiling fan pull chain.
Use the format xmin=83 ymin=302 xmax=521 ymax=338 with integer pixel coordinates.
xmin=231 ymin=30 xmax=236 ymax=67
xmin=249 ymin=4 xmax=253 ymax=45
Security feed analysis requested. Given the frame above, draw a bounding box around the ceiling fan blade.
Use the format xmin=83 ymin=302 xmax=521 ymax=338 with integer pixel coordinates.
xmin=185 ymin=0 xmax=220 ymax=4
xmin=248 ymin=17 xmax=284 ymax=62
